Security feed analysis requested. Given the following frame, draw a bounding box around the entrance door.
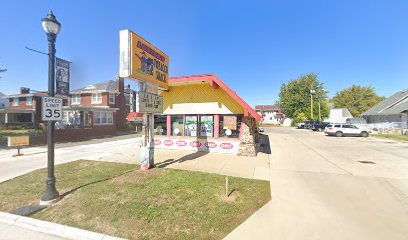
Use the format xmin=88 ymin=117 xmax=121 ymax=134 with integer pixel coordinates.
xmin=83 ymin=112 xmax=90 ymax=127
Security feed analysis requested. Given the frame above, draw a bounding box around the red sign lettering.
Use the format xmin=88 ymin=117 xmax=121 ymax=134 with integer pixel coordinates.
xmin=205 ymin=142 xmax=217 ymax=148
xmin=154 ymin=139 xmax=161 ymax=145
xmin=220 ymin=142 xmax=233 ymax=149
xmin=164 ymin=140 xmax=174 ymax=146
xmin=176 ymin=140 xmax=187 ymax=146
xmin=190 ymin=141 xmax=202 ymax=147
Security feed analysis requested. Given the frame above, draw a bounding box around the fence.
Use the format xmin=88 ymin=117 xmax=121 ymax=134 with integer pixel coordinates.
xmin=362 ymin=122 xmax=408 ymax=134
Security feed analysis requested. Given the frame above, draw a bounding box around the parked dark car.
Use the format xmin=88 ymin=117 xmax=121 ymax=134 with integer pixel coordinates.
xmin=311 ymin=122 xmax=330 ymax=131
xmin=304 ymin=120 xmax=315 ymax=129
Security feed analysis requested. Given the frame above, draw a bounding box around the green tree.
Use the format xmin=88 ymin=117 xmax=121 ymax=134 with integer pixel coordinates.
xmin=331 ymin=85 xmax=384 ymax=117
xmin=278 ymin=73 xmax=329 ymax=122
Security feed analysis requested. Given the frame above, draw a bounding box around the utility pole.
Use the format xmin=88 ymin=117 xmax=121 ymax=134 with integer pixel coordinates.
xmin=310 ymin=87 xmax=315 ymax=120
xmin=318 ymin=100 xmax=321 ymax=122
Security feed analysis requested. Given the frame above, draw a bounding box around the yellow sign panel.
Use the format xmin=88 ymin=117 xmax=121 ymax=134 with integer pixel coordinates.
xmin=8 ymin=136 xmax=30 ymax=147
xmin=121 ymin=30 xmax=169 ymax=89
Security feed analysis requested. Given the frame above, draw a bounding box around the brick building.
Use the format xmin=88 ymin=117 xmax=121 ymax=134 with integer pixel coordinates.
xmin=0 ymin=88 xmax=67 ymax=129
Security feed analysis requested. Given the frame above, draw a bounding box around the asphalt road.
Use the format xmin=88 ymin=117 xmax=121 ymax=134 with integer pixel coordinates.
xmin=227 ymin=127 xmax=408 ymax=240
xmin=0 ymin=134 xmax=142 ymax=183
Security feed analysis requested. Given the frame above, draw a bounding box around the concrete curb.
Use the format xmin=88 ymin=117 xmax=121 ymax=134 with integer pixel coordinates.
xmin=0 ymin=211 xmax=126 ymax=240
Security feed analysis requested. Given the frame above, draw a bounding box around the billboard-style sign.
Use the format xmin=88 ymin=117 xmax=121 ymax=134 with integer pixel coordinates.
xmin=119 ymin=30 xmax=169 ymax=89
xmin=56 ymin=58 xmax=70 ymax=95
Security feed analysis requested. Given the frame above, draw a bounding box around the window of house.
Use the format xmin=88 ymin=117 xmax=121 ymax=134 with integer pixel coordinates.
xmin=13 ymin=98 xmax=19 ymax=106
xmin=26 ymin=97 xmax=33 ymax=106
xmin=185 ymin=115 xmax=198 ymax=137
xmin=171 ymin=115 xmax=184 ymax=136
xmin=93 ymin=111 xmax=113 ymax=125
xmin=91 ymin=93 xmax=102 ymax=104
xmin=109 ymin=93 xmax=115 ymax=104
xmin=71 ymin=95 xmax=81 ymax=105
xmin=220 ymin=115 xmax=242 ymax=138
xmin=200 ymin=115 xmax=214 ymax=137
xmin=154 ymin=115 xmax=167 ymax=135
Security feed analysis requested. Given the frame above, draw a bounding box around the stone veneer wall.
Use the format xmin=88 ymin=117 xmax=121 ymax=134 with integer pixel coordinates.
xmin=238 ymin=116 xmax=258 ymax=157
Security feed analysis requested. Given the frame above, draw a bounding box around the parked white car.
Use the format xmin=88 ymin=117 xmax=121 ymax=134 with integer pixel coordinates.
xmin=324 ymin=123 xmax=370 ymax=137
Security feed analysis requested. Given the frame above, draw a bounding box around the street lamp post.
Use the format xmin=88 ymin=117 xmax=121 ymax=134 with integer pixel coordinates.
xmin=310 ymin=88 xmax=315 ymax=120
xmin=40 ymin=11 xmax=61 ymax=205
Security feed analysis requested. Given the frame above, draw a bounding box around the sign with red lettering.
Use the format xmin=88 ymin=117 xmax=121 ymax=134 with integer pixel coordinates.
xmin=220 ymin=143 xmax=233 ymax=149
xmin=176 ymin=140 xmax=187 ymax=146
xmin=190 ymin=141 xmax=202 ymax=147
xmin=204 ymin=142 xmax=217 ymax=148
xmin=154 ymin=139 xmax=161 ymax=145
xmin=164 ymin=140 xmax=173 ymax=146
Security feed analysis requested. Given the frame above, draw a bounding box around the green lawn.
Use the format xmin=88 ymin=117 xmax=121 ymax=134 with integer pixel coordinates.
xmin=372 ymin=134 xmax=408 ymax=142
xmin=0 ymin=160 xmax=271 ymax=240
xmin=0 ymin=129 xmax=43 ymax=145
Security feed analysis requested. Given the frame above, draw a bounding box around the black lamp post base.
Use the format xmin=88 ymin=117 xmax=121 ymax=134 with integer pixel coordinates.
xmin=40 ymin=177 xmax=60 ymax=205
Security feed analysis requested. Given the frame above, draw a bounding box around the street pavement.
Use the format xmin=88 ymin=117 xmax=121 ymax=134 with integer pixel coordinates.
xmin=0 ymin=134 xmax=142 ymax=183
xmin=225 ymin=127 xmax=408 ymax=240
xmin=2 ymin=128 xmax=408 ymax=239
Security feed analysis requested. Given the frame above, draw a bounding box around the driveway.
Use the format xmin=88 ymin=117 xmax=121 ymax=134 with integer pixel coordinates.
xmin=226 ymin=127 xmax=408 ymax=240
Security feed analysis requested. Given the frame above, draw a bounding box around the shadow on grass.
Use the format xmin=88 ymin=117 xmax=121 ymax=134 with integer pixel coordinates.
xmin=60 ymin=169 xmax=135 ymax=199
xmin=10 ymin=168 xmax=136 ymax=217
xmin=155 ymin=151 xmax=209 ymax=168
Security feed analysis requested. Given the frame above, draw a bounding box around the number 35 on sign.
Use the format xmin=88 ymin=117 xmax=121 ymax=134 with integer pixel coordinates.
xmin=42 ymin=97 xmax=63 ymax=121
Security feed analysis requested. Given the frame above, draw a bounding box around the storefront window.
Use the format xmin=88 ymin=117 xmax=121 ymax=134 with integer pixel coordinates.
xmin=154 ymin=115 xmax=167 ymax=135
xmin=220 ymin=115 xmax=242 ymax=138
xmin=200 ymin=115 xmax=214 ymax=137
xmin=185 ymin=115 xmax=198 ymax=137
xmin=172 ymin=115 xmax=184 ymax=136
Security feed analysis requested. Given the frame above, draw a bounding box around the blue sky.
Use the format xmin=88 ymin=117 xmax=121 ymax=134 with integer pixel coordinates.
xmin=0 ymin=0 xmax=407 ymax=106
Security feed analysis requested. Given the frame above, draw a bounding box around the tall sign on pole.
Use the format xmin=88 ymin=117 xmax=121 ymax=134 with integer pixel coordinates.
xmin=119 ymin=29 xmax=168 ymax=170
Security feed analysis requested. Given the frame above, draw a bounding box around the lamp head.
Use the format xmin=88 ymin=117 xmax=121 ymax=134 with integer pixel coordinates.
xmin=42 ymin=11 xmax=61 ymax=38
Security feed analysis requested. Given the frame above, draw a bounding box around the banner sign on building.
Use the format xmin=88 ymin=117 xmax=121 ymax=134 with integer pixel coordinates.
xmin=42 ymin=97 xmax=63 ymax=121
xmin=56 ymin=58 xmax=70 ymax=95
xmin=136 ymin=91 xmax=163 ymax=114
xmin=223 ymin=116 xmax=237 ymax=130
xmin=119 ymin=29 xmax=169 ymax=89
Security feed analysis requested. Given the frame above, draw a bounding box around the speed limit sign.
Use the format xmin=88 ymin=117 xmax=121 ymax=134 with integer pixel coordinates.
xmin=42 ymin=97 xmax=63 ymax=121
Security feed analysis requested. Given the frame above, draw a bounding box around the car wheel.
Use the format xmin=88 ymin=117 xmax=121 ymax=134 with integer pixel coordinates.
xmin=360 ymin=131 xmax=368 ymax=137
xmin=335 ymin=131 xmax=343 ymax=137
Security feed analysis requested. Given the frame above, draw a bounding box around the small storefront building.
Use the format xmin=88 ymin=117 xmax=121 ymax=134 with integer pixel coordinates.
xmin=154 ymin=74 xmax=261 ymax=156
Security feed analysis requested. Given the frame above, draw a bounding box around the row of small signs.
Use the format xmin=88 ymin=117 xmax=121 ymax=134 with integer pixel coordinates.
xmin=154 ymin=138 xmax=240 ymax=154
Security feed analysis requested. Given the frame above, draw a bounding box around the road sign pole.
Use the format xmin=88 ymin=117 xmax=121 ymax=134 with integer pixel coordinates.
xmin=41 ymin=23 xmax=60 ymax=204
xmin=148 ymin=113 xmax=155 ymax=168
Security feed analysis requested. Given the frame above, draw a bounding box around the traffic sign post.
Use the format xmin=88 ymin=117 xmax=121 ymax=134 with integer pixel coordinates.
xmin=42 ymin=97 xmax=63 ymax=121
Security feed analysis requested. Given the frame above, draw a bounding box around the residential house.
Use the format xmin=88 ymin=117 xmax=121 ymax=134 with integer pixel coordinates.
xmin=0 ymin=92 xmax=8 ymax=109
xmin=362 ymin=89 xmax=408 ymax=127
xmin=63 ymin=78 xmax=128 ymax=134
xmin=324 ymin=108 xmax=353 ymax=123
xmin=0 ymin=88 xmax=68 ymax=129
xmin=255 ymin=105 xmax=285 ymax=125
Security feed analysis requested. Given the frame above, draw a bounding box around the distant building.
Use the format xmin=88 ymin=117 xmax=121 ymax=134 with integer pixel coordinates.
xmin=255 ymin=105 xmax=285 ymax=124
xmin=362 ymin=89 xmax=408 ymax=125
xmin=324 ymin=108 xmax=353 ymax=123
xmin=65 ymin=78 xmax=128 ymax=131
xmin=0 ymin=88 xmax=68 ymax=129
xmin=0 ymin=92 xmax=8 ymax=109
